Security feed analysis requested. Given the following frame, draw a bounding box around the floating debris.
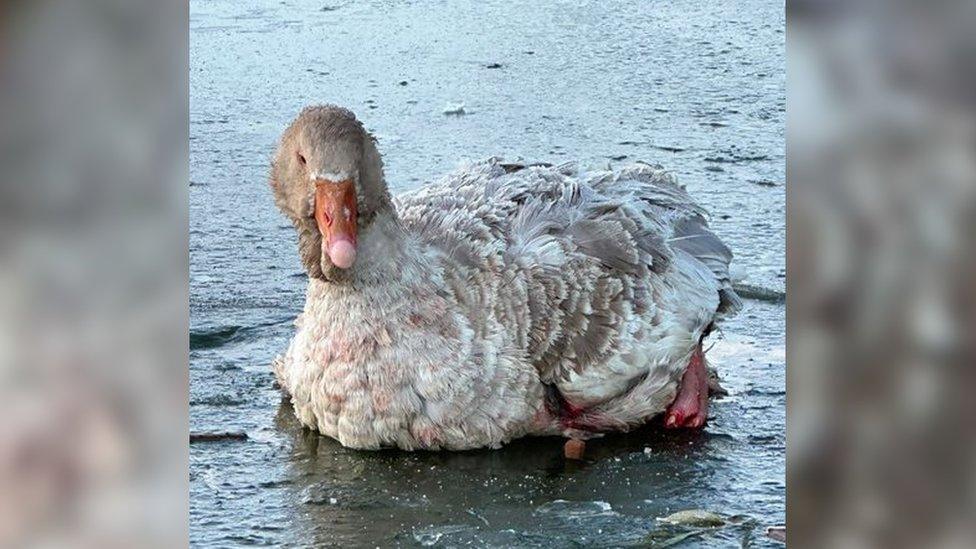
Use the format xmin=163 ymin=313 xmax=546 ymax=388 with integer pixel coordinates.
xmin=190 ymin=432 xmax=248 ymax=443
xmin=398 ymin=80 xmax=408 ymax=86
xmin=190 ymin=393 xmax=246 ymax=406
xmin=649 ymin=511 xmax=757 ymax=547
xmin=657 ymin=509 xmax=727 ymax=528
xmin=442 ymin=102 xmax=466 ymax=115
xmin=751 ymin=179 xmax=779 ymax=187
xmin=485 ymin=62 xmax=504 ymax=69
xmin=732 ymin=282 xmax=786 ymax=303
xmin=766 ymin=525 xmax=786 ymax=543
xmin=706 ymin=152 xmax=769 ymax=164
xmin=651 ymin=144 xmax=685 ymax=152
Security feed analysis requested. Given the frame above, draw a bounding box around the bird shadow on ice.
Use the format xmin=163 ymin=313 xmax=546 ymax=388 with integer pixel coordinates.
xmin=273 ymin=395 xmax=731 ymax=477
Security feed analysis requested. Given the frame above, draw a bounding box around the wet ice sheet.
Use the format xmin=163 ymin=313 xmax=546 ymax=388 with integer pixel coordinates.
xmin=190 ymin=0 xmax=784 ymax=546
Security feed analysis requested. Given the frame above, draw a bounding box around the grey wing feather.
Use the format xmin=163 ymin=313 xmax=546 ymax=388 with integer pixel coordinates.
xmin=669 ymin=215 xmax=742 ymax=316
xmin=395 ymin=159 xmax=739 ymax=386
xmin=591 ymin=163 xmax=740 ymax=315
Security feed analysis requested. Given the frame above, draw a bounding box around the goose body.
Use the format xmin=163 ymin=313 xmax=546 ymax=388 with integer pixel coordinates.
xmin=271 ymin=107 xmax=739 ymax=450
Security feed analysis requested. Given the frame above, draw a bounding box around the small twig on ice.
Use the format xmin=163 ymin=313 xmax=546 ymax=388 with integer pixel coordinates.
xmin=190 ymin=432 xmax=248 ymax=443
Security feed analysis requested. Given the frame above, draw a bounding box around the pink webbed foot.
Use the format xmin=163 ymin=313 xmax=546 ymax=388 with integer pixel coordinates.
xmin=664 ymin=347 xmax=709 ymax=429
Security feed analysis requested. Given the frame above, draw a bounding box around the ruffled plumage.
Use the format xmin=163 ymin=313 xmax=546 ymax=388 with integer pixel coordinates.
xmin=276 ymin=157 xmax=738 ymax=450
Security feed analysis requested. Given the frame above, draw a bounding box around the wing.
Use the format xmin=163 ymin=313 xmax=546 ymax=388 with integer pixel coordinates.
xmin=394 ymin=159 xmax=739 ymax=388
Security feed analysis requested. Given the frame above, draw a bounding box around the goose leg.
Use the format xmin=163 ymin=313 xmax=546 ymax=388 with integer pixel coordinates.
xmin=664 ymin=347 xmax=709 ymax=429
xmin=564 ymin=438 xmax=586 ymax=460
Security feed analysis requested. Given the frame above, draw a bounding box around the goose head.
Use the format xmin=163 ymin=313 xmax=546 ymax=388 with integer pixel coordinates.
xmin=270 ymin=106 xmax=392 ymax=280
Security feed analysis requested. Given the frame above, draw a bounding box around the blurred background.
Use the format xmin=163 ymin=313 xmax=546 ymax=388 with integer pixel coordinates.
xmin=0 ymin=0 xmax=973 ymax=546
xmin=0 ymin=0 xmax=187 ymax=546
xmin=789 ymin=0 xmax=976 ymax=547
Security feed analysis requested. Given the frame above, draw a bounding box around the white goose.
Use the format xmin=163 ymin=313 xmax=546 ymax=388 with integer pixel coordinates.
xmin=270 ymin=106 xmax=740 ymax=451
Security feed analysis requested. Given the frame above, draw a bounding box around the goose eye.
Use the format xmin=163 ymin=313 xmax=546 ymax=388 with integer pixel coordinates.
xmin=297 ymin=152 xmax=306 ymax=166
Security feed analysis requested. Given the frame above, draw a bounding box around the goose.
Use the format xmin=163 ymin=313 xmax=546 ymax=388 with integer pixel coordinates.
xmin=270 ymin=106 xmax=740 ymax=451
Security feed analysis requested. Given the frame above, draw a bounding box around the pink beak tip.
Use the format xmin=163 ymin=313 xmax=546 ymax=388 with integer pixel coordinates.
xmin=328 ymin=239 xmax=357 ymax=269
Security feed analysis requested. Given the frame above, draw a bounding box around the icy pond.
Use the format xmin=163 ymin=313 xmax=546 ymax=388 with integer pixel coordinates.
xmin=190 ymin=0 xmax=784 ymax=546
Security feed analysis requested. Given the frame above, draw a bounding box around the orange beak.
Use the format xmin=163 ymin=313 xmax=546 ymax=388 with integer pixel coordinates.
xmin=314 ymin=179 xmax=358 ymax=269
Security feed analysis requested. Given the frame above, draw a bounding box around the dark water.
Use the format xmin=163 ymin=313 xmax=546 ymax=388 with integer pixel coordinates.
xmin=190 ymin=0 xmax=785 ymax=546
